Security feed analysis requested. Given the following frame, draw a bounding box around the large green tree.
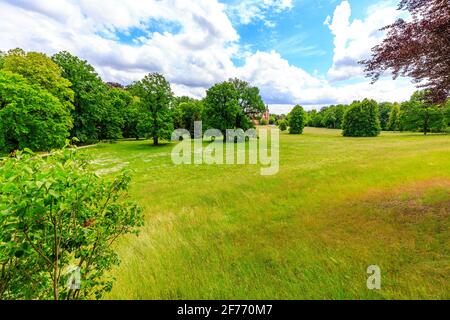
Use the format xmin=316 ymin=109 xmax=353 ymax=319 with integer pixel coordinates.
xmin=229 ymin=78 xmax=265 ymax=130
xmin=400 ymin=91 xmax=445 ymax=134
xmin=2 ymin=49 xmax=74 ymax=110
xmin=0 ymin=71 xmax=72 ymax=152
xmin=204 ymin=82 xmax=240 ymax=140
xmin=53 ymin=51 xmax=118 ymax=144
xmin=128 ymin=73 xmax=174 ymax=145
xmin=342 ymin=99 xmax=381 ymax=137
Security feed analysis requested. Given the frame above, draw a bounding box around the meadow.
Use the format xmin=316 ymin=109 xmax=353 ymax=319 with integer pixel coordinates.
xmin=83 ymin=127 xmax=450 ymax=300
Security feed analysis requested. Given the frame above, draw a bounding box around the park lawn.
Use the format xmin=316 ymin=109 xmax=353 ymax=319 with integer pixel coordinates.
xmin=82 ymin=127 xmax=450 ymax=300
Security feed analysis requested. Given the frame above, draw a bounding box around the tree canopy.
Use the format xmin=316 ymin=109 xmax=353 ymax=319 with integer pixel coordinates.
xmin=128 ymin=73 xmax=174 ymax=145
xmin=342 ymin=99 xmax=381 ymax=137
xmin=0 ymin=71 xmax=72 ymax=152
xmin=2 ymin=49 xmax=74 ymax=109
xmin=288 ymin=105 xmax=306 ymax=134
xmin=362 ymin=0 xmax=450 ymax=103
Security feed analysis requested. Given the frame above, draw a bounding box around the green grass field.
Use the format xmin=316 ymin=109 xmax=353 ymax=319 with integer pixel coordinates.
xmin=82 ymin=127 xmax=450 ymax=300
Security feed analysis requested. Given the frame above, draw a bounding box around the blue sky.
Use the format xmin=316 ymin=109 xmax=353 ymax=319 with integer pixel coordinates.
xmin=0 ymin=0 xmax=416 ymax=112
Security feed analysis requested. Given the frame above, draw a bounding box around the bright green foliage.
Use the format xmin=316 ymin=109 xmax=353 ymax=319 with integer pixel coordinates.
xmin=1 ymin=49 xmax=74 ymax=109
xmin=388 ymin=103 xmax=401 ymax=131
xmin=278 ymin=119 xmax=288 ymax=131
xmin=204 ymin=82 xmax=240 ymax=138
xmin=342 ymin=99 xmax=381 ymax=137
xmin=400 ymin=91 xmax=446 ymax=135
xmin=378 ymin=102 xmax=394 ymax=130
xmin=128 ymin=73 xmax=174 ymax=145
xmin=259 ymin=118 xmax=268 ymax=126
xmin=307 ymin=109 xmax=324 ymax=127
xmin=52 ymin=51 xmax=111 ymax=144
xmin=288 ymin=105 xmax=306 ymax=134
xmin=321 ymin=105 xmax=346 ymax=129
xmin=0 ymin=148 xmax=143 ymax=300
xmin=0 ymin=71 xmax=72 ymax=152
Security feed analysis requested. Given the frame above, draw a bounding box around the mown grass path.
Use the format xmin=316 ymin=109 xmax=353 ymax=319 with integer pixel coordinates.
xmin=83 ymin=128 xmax=450 ymax=299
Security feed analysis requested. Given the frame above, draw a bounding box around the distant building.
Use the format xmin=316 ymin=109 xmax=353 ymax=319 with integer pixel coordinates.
xmin=252 ymin=105 xmax=270 ymax=125
xmin=262 ymin=106 xmax=270 ymax=122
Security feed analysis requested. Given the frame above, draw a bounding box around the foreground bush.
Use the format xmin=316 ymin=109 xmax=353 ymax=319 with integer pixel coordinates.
xmin=288 ymin=105 xmax=306 ymax=134
xmin=0 ymin=71 xmax=73 ymax=153
xmin=342 ymin=99 xmax=381 ymax=137
xmin=0 ymin=148 xmax=143 ymax=300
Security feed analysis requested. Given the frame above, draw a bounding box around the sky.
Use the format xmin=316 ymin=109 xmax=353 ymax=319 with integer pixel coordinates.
xmin=0 ymin=0 xmax=417 ymax=113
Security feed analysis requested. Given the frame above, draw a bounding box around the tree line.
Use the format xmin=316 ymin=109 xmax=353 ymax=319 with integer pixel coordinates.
xmin=0 ymin=48 xmax=266 ymax=153
xmin=302 ymin=93 xmax=450 ymax=136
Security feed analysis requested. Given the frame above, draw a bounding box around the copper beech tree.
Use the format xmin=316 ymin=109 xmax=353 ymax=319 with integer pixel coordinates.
xmin=362 ymin=0 xmax=450 ymax=104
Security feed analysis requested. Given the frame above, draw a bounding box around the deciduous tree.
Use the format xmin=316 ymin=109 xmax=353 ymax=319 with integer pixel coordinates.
xmin=128 ymin=73 xmax=174 ymax=145
xmin=362 ymin=0 xmax=450 ymax=103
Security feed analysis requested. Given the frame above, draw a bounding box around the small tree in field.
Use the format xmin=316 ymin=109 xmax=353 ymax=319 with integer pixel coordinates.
xmin=278 ymin=120 xmax=288 ymax=132
xmin=0 ymin=149 xmax=143 ymax=300
xmin=342 ymin=99 xmax=381 ymax=137
xmin=288 ymin=105 xmax=306 ymax=134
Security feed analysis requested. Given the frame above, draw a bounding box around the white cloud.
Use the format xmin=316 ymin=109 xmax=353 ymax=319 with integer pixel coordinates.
xmin=0 ymin=0 xmax=417 ymax=107
xmin=325 ymin=0 xmax=404 ymax=81
xmin=226 ymin=0 xmax=293 ymax=25
xmin=0 ymin=0 xmax=238 ymax=96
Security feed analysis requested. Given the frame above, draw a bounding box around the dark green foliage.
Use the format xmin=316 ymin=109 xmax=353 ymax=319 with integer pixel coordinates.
xmin=378 ymin=102 xmax=394 ymax=130
xmin=122 ymin=96 xmax=142 ymax=139
xmin=0 ymin=71 xmax=72 ymax=152
xmin=128 ymin=73 xmax=174 ymax=145
xmin=52 ymin=51 xmax=112 ymax=144
xmin=178 ymin=101 xmax=203 ymax=137
xmin=0 ymin=148 xmax=143 ymax=300
xmin=342 ymin=99 xmax=381 ymax=137
xmin=288 ymin=105 xmax=306 ymax=134
xmin=278 ymin=119 xmax=288 ymax=131
xmin=400 ymin=94 xmax=446 ymax=134
xmin=229 ymin=78 xmax=265 ymax=122
xmin=204 ymin=82 xmax=240 ymax=137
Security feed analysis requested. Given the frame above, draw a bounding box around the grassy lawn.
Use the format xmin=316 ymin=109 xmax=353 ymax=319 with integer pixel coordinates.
xmin=82 ymin=127 xmax=450 ymax=300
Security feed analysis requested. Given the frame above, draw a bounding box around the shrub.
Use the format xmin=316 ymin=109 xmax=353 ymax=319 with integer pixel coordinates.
xmin=288 ymin=105 xmax=306 ymax=134
xmin=260 ymin=118 xmax=268 ymax=126
xmin=0 ymin=148 xmax=143 ymax=300
xmin=342 ymin=99 xmax=381 ymax=137
xmin=0 ymin=71 xmax=72 ymax=152
xmin=278 ymin=120 xmax=288 ymax=131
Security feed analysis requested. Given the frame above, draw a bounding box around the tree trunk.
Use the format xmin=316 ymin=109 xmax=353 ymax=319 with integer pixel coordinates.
xmin=153 ymin=136 xmax=159 ymax=146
